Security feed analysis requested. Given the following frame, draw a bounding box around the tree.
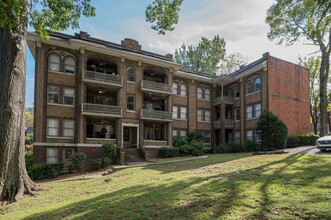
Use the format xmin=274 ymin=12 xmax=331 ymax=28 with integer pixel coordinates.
xmin=146 ymin=0 xmax=184 ymax=35
xmin=256 ymin=110 xmax=288 ymax=150
xmin=0 ymin=0 xmax=182 ymax=202
xmin=266 ymin=0 xmax=331 ymax=136
xmin=25 ymin=107 xmax=34 ymax=127
xmin=174 ymin=35 xmax=226 ymax=74
xmin=219 ymin=52 xmax=249 ymax=75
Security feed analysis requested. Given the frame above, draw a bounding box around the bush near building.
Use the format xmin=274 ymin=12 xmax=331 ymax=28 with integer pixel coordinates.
xmin=169 ymin=131 xmax=204 ymax=156
xmin=91 ymin=144 xmax=118 ymax=170
xmin=159 ymin=147 xmax=179 ymax=158
xmin=287 ymin=133 xmax=319 ymax=147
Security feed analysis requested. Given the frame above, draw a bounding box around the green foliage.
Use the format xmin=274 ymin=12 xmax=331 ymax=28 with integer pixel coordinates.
xmin=25 ymin=108 xmax=34 ymax=127
xmin=27 ymin=163 xmax=63 ymax=180
xmin=91 ymin=157 xmax=112 ymax=170
xmin=146 ymin=0 xmax=184 ymax=35
xmin=158 ymin=147 xmax=179 ymax=158
xmin=68 ymin=152 xmax=87 ymax=172
xmin=219 ymin=52 xmax=249 ymax=75
xmin=174 ymin=35 xmax=226 ymax=74
xmin=188 ymin=140 xmax=204 ymax=156
xmin=25 ymin=150 xmax=33 ymax=169
xmin=173 ymin=136 xmax=188 ymax=148
xmin=287 ymin=133 xmax=320 ymax=148
xmin=216 ymin=141 xmax=260 ymax=153
xmin=256 ymin=110 xmax=288 ymax=150
xmin=188 ymin=130 xmax=203 ymax=143
xmin=25 ymin=134 xmax=33 ymax=145
xmin=102 ymin=144 xmax=117 ymax=158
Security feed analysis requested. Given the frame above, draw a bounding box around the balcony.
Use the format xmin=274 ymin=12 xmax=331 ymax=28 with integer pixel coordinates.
xmin=213 ymin=119 xmax=233 ymax=129
xmin=225 ymin=119 xmax=234 ymax=128
xmin=83 ymin=70 xmax=123 ymax=88
xmin=213 ymin=95 xmax=235 ymax=105
xmin=214 ymin=119 xmax=221 ymax=129
xmin=82 ymin=103 xmax=122 ymax=117
xmin=140 ymin=109 xmax=172 ymax=122
xmin=140 ymin=80 xmax=172 ymax=95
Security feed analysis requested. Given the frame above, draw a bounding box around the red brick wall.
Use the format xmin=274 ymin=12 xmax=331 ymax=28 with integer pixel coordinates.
xmin=267 ymin=56 xmax=310 ymax=135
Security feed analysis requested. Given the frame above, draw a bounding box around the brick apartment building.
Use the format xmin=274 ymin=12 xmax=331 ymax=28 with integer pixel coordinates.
xmin=27 ymin=31 xmax=310 ymax=165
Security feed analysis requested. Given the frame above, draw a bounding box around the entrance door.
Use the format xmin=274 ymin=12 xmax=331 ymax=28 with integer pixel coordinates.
xmin=123 ymin=126 xmax=138 ymax=148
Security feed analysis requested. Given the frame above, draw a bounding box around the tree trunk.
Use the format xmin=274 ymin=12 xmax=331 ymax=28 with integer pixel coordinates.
xmin=319 ymin=51 xmax=330 ymax=136
xmin=0 ymin=2 xmax=40 ymax=202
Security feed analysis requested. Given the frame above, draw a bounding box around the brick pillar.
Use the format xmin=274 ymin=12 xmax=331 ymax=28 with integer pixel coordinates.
xmin=188 ymin=79 xmax=197 ymax=132
xmin=117 ymin=118 xmax=123 ymax=147
xmin=220 ymin=103 xmax=226 ymax=143
xmin=240 ymin=79 xmax=245 ymax=143
xmin=139 ymin=120 xmax=144 ymax=148
xmin=77 ymin=48 xmax=85 ymax=143
xmin=167 ymin=70 xmax=173 ymax=146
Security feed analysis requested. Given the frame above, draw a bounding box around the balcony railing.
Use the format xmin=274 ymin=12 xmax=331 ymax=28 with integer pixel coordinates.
xmin=83 ymin=70 xmax=123 ymax=86
xmin=140 ymin=109 xmax=172 ymax=121
xmin=225 ymin=119 xmax=234 ymax=127
xmin=213 ymin=95 xmax=235 ymax=105
xmin=140 ymin=80 xmax=172 ymax=94
xmin=82 ymin=103 xmax=122 ymax=117
xmin=214 ymin=119 xmax=221 ymax=128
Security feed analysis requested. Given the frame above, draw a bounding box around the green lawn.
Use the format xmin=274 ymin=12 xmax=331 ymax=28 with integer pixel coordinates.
xmin=1 ymin=153 xmax=331 ymax=219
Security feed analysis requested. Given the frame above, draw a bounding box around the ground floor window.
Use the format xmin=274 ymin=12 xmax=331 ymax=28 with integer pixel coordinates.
xmin=46 ymin=147 xmax=59 ymax=164
xmin=235 ymin=131 xmax=240 ymax=144
xmin=86 ymin=118 xmax=116 ymax=139
xmin=144 ymin=124 xmax=165 ymax=140
xmin=246 ymin=130 xmax=253 ymax=142
xmin=202 ymin=131 xmax=211 ymax=143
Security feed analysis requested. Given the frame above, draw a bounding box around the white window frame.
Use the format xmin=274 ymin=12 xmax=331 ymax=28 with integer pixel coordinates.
xmin=63 ymin=119 xmax=74 ymax=138
xmin=180 ymin=107 xmax=187 ymax=119
xmin=197 ymin=87 xmax=203 ymax=99
xmin=64 ymin=56 xmax=76 ymax=74
xmin=47 ymin=118 xmax=59 ymax=137
xmin=180 ymin=130 xmax=187 ymax=137
xmin=197 ymin=109 xmax=203 ymax=122
xmin=48 ymin=86 xmax=59 ymax=104
xmin=246 ymin=130 xmax=253 ymax=142
xmin=203 ymin=131 xmax=211 ymax=143
xmin=234 ymin=131 xmax=240 ymax=144
xmin=246 ymin=106 xmax=253 ymax=119
xmin=46 ymin=147 xmax=59 ymax=164
xmin=172 ymin=106 xmax=178 ymax=119
xmin=204 ymin=88 xmax=211 ymax=100
xmin=127 ymin=95 xmax=135 ymax=111
xmin=172 ymin=82 xmax=178 ymax=95
xmin=255 ymin=103 xmax=261 ymax=118
xmin=48 ymin=53 xmax=60 ymax=72
xmin=172 ymin=129 xmax=178 ymax=137
xmin=63 ymin=88 xmax=75 ymax=105
xmin=180 ymin=84 xmax=187 ymax=96
xmin=127 ymin=66 xmax=135 ymax=82
xmin=205 ymin=110 xmax=211 ymax=122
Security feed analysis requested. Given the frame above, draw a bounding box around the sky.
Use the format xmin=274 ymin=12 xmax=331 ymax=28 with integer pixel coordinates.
xmin=25 ymin=0 xmax=320 ymax=107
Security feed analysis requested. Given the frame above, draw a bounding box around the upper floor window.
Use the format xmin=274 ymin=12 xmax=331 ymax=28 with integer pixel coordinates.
xmin=235 ymin=109 xmax=240 ymax=121
xmin=180 ymin=84 xmax=187 ymax=96
xmin=127 ymin=95 xmax=135 ymax=111
xmin=48 ymin=53 xmax=60 ymax=72
xmin=180 ymin=107 xmax=187 ymax=119
xmin=234 ymin=86 xmax=240 ymax=98
xmin=254 ymin=77 xmax=261 ymax=91
xmin=172 ymin=82 xmax=178 ymax=95
xmin=246 ymin=76 xmax=261 ymax=95
xmin=47 ymin=118 xmax=59 ymax=137
xmin=48 ymin=86 xmax=59 ymax=104
xmin=197 ymin=86 xmax=211 ymax=100
xmin=197 ymin=87 xmax=203 ymax=99
xmin=63 ymin=120 xmax=74 ymax=138
xmin=246 ymin=80 xmax=254 ymax=94
xmin=246 ymin=105 xmax=253 ymax=119
xmin=172 ymin=106 xmax=178 ymax=118
xmin=255 ymin=103 xmax=261 ymax=118
xmin=205 ymin=88 xmax=211 ymax=100
xmin=197 ymin=109 xmax=210 ymax=122
xmin=64 ymin=88 xmax=75 ymax=105
xmin=64 ymin=56 xmax=76 ymax=74
xmin=127 ymin=66 xmax=135 ymax=82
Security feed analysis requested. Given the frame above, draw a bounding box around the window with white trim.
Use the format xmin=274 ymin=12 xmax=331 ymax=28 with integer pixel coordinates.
xmin=202 ymin=131 xmax=211 ymax=143
xmin=255 ymin=103 xmax=261 ymax=118
xmin=180 ymin=84 xmax=187 ymax=96
xmin=172 ymin=106 xmax=178 ymax=119
xmin=127 ymin=66 xmax=135 ymax=82
xmin=127 ymin=96 xmax=135 ymax=111
xmin=246 ymin=130 xmax=253 ymax=141
xmin=180 ymin=107 xmax=187 ymax=119
xmin=47 ymin=118 xmax=59 ymax=137
xmin=172 ymin=129 xmax=177 ymax=137
xmin=180 ymin=130 xmax=187 ymax=137
xmin=64 ymin=88 xmax=75 ymax=105
xmin=48 ymin=86 xmax=59 ymax=104
xmin=64 ymin=56 xmax=76 ymax=74
xmin=254 ymin=77 xmax=261 ymax=91
xmin=246 ymin=106 xmax=253 ymax=119
xmin=172 ymin=82 xmax=178 ymax=95
xmin=63 ymin=120 xmax=74 ymax=138
xmin=46 ymin=147 xmax=59 ymax=164
xmin=197 ymin=87 xmax=203 ymax=99
xmin=48 ymin=53 xmax=60 ymax=72
xmin=205 ymin=88 xmax=211 ymax=100
xmin=205 ymin=110 xmax=211 ymax=122
xmin=197 ymin=109 xmax=203 ymax=122
xmin=234 ymin=86 xmax=240 ymax=98
xmin=234 ymin=131 xmax=240 ymax=143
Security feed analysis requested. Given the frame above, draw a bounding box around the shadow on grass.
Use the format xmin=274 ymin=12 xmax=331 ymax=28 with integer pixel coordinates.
xmin=22 ymin=154 xmax=331 ymax=220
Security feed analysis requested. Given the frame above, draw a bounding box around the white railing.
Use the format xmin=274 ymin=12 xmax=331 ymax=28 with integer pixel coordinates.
xmin=141 ymin=80 xmax=172 ymax=93
xmin=213 ymin=95 xmax=235 ymax=105
xmin=82 ymin=103 xmax=122 ymax=116
xmin=83 ymin=70 xmax=123 ymax=85
xmin=140 ymin=109 xmax=172 ymax=121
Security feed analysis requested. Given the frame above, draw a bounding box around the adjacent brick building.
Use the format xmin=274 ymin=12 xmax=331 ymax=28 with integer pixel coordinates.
xmin=27 ymin=31 xmax=310 ymax=165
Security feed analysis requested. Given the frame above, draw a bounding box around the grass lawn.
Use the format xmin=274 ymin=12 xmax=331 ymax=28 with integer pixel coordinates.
xmin=1 ymin=153 xmax=331 ymax=219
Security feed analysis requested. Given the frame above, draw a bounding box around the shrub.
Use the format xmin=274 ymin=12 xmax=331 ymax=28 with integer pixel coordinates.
xmin=102 ymin=144 xmax=117 ymax=158
xmin=25 ymin=134 xmax=33 ymax=145
xmin=244 ymin=141 xmax=260 ymax=152
xmin=173 ymin=136 xmax=188 ymax=148
xmin=256 ymin=110 xmax=288 ymax=150
xmin=177 ymin=144 xmax=191 ymax=156
xmin=25 ymin=150 xmax=33 ymax=169
xmin=69 ymin=152 xmax=87 ymax=171
xmin=27 ymin=163 xmax=64 ymax=180
xmin=159 ymin=147 xmax=179 ymax=158
xmin=188 ymin=130 xmax=203 ymax=143
xmin=287 ymin=133 xmax=319 ymax=148
xmin=189 ymin=140 xmax=204 ymax=156
xmin=216 ymin=143 xmax=230 ymax=153
xmin=91 ymin=157 xmax=112 ymax=170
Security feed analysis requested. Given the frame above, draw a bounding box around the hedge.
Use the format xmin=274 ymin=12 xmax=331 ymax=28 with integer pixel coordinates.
xmin=27 ymin=163 xmax=64 ymax=180
xmin=91 ymin=157 xmax=112 ymax=170
xmin=287 ymin=133 xmax=319 ymax=148
xmin=159 ymin=147 xmax=179 ymax=158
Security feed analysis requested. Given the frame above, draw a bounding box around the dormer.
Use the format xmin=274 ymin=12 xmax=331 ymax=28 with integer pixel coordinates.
xmin=121 ymin=38 xmax=142 ymax=52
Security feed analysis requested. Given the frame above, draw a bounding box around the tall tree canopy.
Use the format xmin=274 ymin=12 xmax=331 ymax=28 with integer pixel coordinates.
xmin=0 ymin=0 xmax=183 ymax=202
xmin=174 ymin=35 xmax=226 ymax=74
xmin=219 ymin=52 xmax=249 ymax=75
xmin=266 ymin=0 xmax=331 ymax=135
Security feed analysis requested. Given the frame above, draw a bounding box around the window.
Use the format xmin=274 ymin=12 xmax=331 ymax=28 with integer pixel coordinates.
xmin=46 ymin=148 xmax=59 ymax=164
xmin=144 ymin=127 xmax=164 ymax=140
xmin=127 ymin=66 xmax=135 ymax=82
xmin=47 ymin=118 xmax=59 ymax=137
xmin=197 ymin=87 xmax=203 ymax=99
xmin=205 ymin=88 xmax=211 ymax=100
xmin=64 ymin=88 xmax=74 ymax=105
xmin=246 ymin=106 xmax=253 ymax=119
xmin=127 ymin=96 xmax=135 ymax=111
xmin=197 ymin=109 xmax=203 ymax=122
xmin=180 ymin=84 xmax=187 ymax=96
xmin=255 ymin=130 xmax=261 ymax=143
xmin=246 ymin=130 xmax=253 ymax=141
xmin=234 ymin=131 xmax=240 ymax=144
xmin=255 ymin=103 xmax=261 ymax=118
xmin=172 ymin=129 xmax=178 ymax=137
xmin=234 ymin=86 xmax=240 ymax=98
xmin=172 ymin=82 xmax=178 ymax=95
xmin=173 ymin=106 xmax=178 ymax=119
xmin=205 ymin=110 xmax=211 ymax=122
xmin=254 ymin=77 xmax=261 ymax=91
xmin=228 ymin=88 xmax=234 ymax=97
xmin=246 ymin=80 xmax=254 ymax=94
xmin=203 ymin=131 xmax=211 ymax=143
xmin=48 ymin=53 xmax=60 ymax=72
xmin=63 ymin=120 xmax=74 ymax=138
xmin=64 ymin=56 xmax=75 ymax=74
xmin=180 ymin=130 xmax=187 ymax=137
xmin=48 ymin=86 xmax=59 ymax=104
xmin=235 ymin=109 xmax=240 ymax=121
xmin=180 ymin=107 xmax=187 ymax=119
xmin=64 ymin=148 xmax=74 ymax=160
